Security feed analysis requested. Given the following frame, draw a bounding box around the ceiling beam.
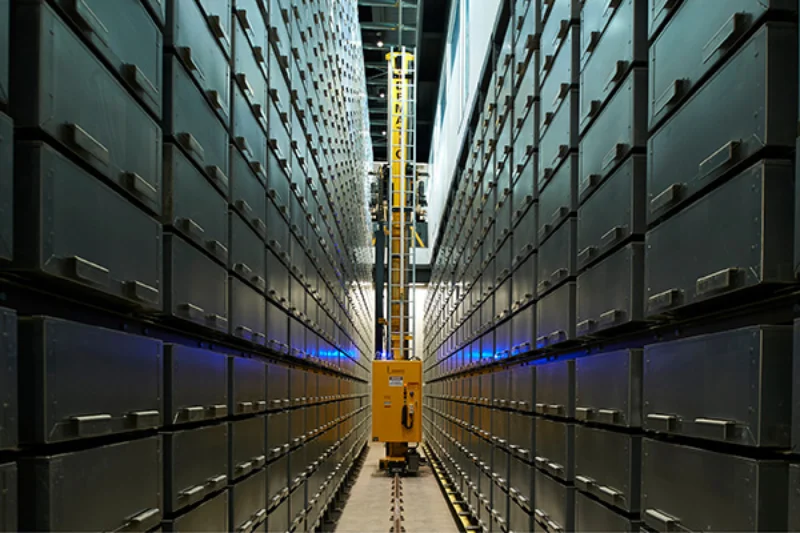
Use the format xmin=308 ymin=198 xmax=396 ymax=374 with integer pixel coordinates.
xmin=360 ymin=21 xmax=416 ymax=31
xmin=358 ymin=0 xmax=418 ymax=7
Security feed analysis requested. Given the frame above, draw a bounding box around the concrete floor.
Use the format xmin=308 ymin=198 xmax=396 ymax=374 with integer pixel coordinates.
xmin=335 ymin=443 xmax=460 ymax=533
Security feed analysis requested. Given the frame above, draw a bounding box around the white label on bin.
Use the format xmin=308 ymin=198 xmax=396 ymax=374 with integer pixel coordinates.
xmin=389 ymin=376 xmax=404 ymax=387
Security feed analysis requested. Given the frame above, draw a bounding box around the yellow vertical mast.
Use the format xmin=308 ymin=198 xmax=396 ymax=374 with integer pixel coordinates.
xmin=386 ymin=49 xmax=416 ymax=361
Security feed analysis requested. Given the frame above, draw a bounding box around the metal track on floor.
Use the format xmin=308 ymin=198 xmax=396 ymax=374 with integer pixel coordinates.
xmin=335 ymin=443 xmax=461 ymax=533
xmin=423 ymin=442 xmax=481 ymax=533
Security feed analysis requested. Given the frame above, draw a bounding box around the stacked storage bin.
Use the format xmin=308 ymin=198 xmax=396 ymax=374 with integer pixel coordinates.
xmin=640 ymin=2 xmax=796 ymax=531
xmin=0 ymin=0 xmax=373 ymax=531
xmin=424 ymin=1 xmax=800 ymax=532
xmin=535 ymin=0 xmax=579 ymax=350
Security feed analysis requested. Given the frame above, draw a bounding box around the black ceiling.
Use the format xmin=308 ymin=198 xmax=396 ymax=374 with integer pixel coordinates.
xmin=357 ymin=0 xmax=451 ymax=163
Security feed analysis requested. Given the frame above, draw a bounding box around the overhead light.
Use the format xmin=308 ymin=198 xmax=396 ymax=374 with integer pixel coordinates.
xmin=377 ymin=40 xmax=384 ymax=47
xmin=382 ymin=131 xmax=386 ymax=136
xmin=379 ymin=92 xmax=385 ymax=98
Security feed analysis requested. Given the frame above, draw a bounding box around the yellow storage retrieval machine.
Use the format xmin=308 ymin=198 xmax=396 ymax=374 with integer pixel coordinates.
xmin=371 ymin=47 xmax=422 ymax=475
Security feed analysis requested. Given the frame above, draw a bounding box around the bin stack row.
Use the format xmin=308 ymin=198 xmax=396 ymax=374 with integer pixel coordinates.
xmin=426 ymin=326 xmax=800 ymax=532
xmin=0 ymin=311 xmax=370 ymax=532
xmin=0 ymin=0 xmax=374 ymax=531
xmin=3 ymin=0 xmax=373 ymax=371
xmin=424 ymin=0 xmax=800 ymax=532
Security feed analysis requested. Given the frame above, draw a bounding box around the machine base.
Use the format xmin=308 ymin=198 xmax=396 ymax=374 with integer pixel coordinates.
xmin=379 ymin=446 xmax=420 ymax=475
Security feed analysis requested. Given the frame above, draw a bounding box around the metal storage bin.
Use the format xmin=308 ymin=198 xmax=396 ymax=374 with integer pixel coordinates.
xmin=267 ymin=363 xmax=291 ymax=410
xmin=540 ymin=25 xmax=579 ymax=135
xmin=290 ymin=482 xmax=307 ymax=531
xmin=575 ymin=425 xmax=641 ymax=513
xmin=266 ymin=300 xmax=289 ymax=354
xmin=164 ymin=489 xmax=229 ymax=532
xmin=538 ymin=159 xmax=575 ymax=255
xmin=539 ymin=0 xmax=580 ymax=62
xmin=233 ymin=13 xmax=268 ymax=128
xmin=19 ymin=317 xmax=161 ymax=444
xmin=511 ymin=303 xmax=535 ymax=357
xmin=231 ymin=416 xmax=267 ymax=480
xmin=538 ymin=89 xmax=578 ymax=183
xmin=575 ymin=491 xmax=641 ymax=532
xmin=645 ymin=160 xmax=794 ymax=316
xmin=165 ymin=0 xmax=230 ymax=121
xmin=267 ymin=108 xmax=291 ymax=179
xmin=579 ymin=0 xmax=646 ymax=134
xmin=509 ymin=363 xmax=535 ymax=412
xmin=19 ymin=437 xmax=162 ymax=532
xmin=267 ymin=411 xmax=290 ymax=458
xmin=536 ymin=281 xmax=576 ymax=348
xmin=163 ymin=143 xmax=228 ymax=258
xmin=164 ymin=233 xmax=228 ymax=331
xmin=289 ymin=444 xmax=307 ymax=485
xmin=576 ymin=243 xmax=645 ymax=336
xmin=535 ymin=359 xmax=575 ymax=419
xmin=579 ymin=68 xmax=647 ymax=192
xmin=291 ymin=407 xmax=306 ymax=446
xmin=643 ymin=325 xmax=791 ymax=447
xmin=266 ymin=248 xmax=291 ymax=308
xmin=268 ymin=496 xmax=290 ymax=532
xmin=577 ymin=155 xmax=646 ymax=270
xmin=230 ymin=277 xmax=267 ymax=345
xmin=0 ymin=462 xmax=15 ymax=533
xmin=535 ymin=418 xmax=574 ymax=482
xmin=13 ymin=2 xmax=163 ymax=215
xmin=795 ymin=319 xmax=800 ymax=453
xmin=164 ymin=55 xmax=229 ymax=194
xmin=230 ymin=213 xmax=266 ymax=292
xmin=53 ymin=0 xmax=163 ymax=117
xmin=514 ymin=60 xmax=538 ymax=139
xmin=14 ymin=142 xmax=162 ymax=309
xmin=509 ymin=454 xmax=533 ymax=509
xmin=291 ymin=368 xmax=307 ymax=405
xmin=537 ymin=217 xmax=577 ymax=297
xmin=512 ymin=241 xmax=536 ymax=310
xmin=0 ymin=308 xmax=15 ymax=451
xmin=647 ymin=24 xmax=797 ymax=224
xmin=164 ymin=344 xmax=228 ymax=426
xmin=493 ymin=408 xmax=510 ymax=447
xmin=494 ymin=368 xmax=511 ymax=407
xmin=0 ymin=112 xmax=9 ymax=262
xmin=509 ymin=499 xmax=532 ymax=533
xmin=508 ymin=411 xmax=534 ymax=460
xmin=164 ymin=424 xmax=228 ymax=513
xmin=230 ymin=146 xmax=267 ymax=239
xmin=231 ymin=468 xmax=267 ymax=533
xmin=647 ymin=0 xmax=678 ymax=39
xmin=575 ymin=349 xmax=642 ymax=428
xmin=0 ymin=0 xmax=7 ymax=105
xmin=790 ymin=464 xmax=800 ymax=531
xmin=231 ymin=356 xmax=268 ymax=415
xmin=533 ymin=468 xmax=575 ymax=533
xmin=512 ymin=172 xmax=535 ymax=231
xmin=233 ymin=85 xmax=268 ymax=175
xmin=642 ymin=438 xmax=788 ymax=532
xmin=648 ymin=0 xmax=795 ymax=129
xmin=267 ymin=454 xmax=290 ymax=506
xmin=513 ymin=0 xmax=535 ymax=48
xmin=267 ymin=147 xmax=290 ymax=211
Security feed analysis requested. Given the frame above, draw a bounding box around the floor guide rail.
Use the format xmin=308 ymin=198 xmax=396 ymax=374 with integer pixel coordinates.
xmin=424 ymin=441 xmax=480 ymax=533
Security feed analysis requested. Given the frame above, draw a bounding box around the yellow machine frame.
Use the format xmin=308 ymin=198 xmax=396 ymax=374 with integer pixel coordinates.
xmin=371 ymin=49 xmax=422 ymax=474
xmin=372 ymin=359 xmax=422 ymax=444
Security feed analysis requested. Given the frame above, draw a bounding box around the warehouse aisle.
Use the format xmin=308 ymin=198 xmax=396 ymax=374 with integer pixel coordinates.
xmin=335 ymin=443 xmax=459 ymax=533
